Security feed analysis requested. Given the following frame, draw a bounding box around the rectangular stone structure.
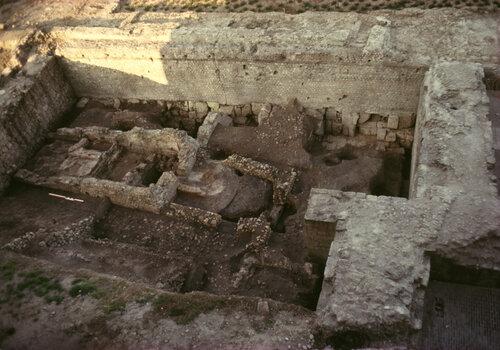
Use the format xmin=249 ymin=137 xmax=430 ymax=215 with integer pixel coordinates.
xmin=304 ymin=188 xmax=340 ymax=262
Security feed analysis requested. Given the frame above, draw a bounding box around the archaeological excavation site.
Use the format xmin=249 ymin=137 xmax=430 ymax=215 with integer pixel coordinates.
xmin=0 ymin=1 xmax=498 ymax=349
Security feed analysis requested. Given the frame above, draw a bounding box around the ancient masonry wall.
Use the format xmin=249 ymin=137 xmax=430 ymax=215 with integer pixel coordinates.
xmin=50 ymin=14 xmax=427 ymax=120
xmin=0 ymin=57 xmax=75 ymax=193
xmin=310 ymin=62 xmax=500 ymax=336
xmin=409 ymin=62 xmax=500 ymax=270
xmin=48 ymin=10 xmax=497 ymax=147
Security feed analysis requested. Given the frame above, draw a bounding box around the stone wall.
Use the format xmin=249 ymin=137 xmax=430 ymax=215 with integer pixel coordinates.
xmin=49 ymin=9 xmax=497 ymax=121
xmin=50 ymin=12 xmax=439 ymax=119
xmin=409 ymin=62 xmax=500 ymax=270
xmin=312 ymin=62 xmax=500 ymax=337
xmin=0 ymin=56 xmax=75 ymax=193
xmin=304 ymin=188 xmax=340 ymax=262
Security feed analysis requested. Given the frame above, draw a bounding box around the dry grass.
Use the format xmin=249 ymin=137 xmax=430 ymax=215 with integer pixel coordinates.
xmin=120 ymin=0 xmax=498 ymax=13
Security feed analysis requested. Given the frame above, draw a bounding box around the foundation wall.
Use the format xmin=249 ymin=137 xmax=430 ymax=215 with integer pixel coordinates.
xmin=0 ymin=57 xmax=75 ymax=193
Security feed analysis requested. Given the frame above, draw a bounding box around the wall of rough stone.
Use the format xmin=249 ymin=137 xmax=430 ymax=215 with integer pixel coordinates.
xmin=310 ymin=62 xmax=500 ymax=337
xmin=409 ymin=62 xmax=500 ymax=271
xmin=0 ymin=57 xmax=75 ymax=193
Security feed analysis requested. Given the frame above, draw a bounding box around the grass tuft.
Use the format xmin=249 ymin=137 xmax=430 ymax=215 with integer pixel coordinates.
xmin=69 ymin=279 xmax=99 ymax=298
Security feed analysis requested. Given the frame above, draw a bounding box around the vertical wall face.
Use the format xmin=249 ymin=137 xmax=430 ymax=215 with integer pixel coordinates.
xmin=304 ymin=188 xmax=340 ymax=262
xmin=0 ymin=57 xmax=75 ymax=193
xmin=58 ymin=56 xmax=425 ymax=116
xmin=52 ymin=25 xmax=425 ymax=116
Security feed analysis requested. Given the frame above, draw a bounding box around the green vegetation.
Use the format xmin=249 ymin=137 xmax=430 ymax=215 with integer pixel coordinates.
xmin=0 ymin=265 xmax=65 ymax=305
xmin=69 ymin=278 xmax=99 ymax=298
xmin=104 ymin=299 xmax=126 ymax=314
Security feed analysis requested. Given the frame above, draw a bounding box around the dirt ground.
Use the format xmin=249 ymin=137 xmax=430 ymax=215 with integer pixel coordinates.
xmin=0 ymin=98 xmax=410 ymax=311
xmin=0 ymin=252 xmax=317 ymax=350
xmin=0 ymin=97 xmax=413 ymax=350
xmin=120 ymin=0 xmax=499 ymax=13
xmin=0 ymin=184 xmax=102 ymax=247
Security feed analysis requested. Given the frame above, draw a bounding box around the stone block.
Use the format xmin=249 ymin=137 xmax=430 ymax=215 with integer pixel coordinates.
xmin=387 ymin=115 xmax=399 ymax=129
xmin=359 ymin=121 xmax=378 ymax=136
xmin=399 ymin=114 xmax=416 ymax=129
xmin=219 ymin=105 xmax=235 ymax=116
xmin=385 ymin=131 xmax=397 ymax=142
xmin=341 ymin=113 xmax=359 ymax=137
xmin=396 ymin=129 xmax=414 ymax=149
xmin=257 ymin=103 xmax=272 ymax=125
xmin=305 ymin=108 xmax=324 ymax=121
xmin=113 ymin=98 xmax=120 ymax=110
xmin=233 ymin=105 xmax=242 ymax=118
xmin=251 ymin=103 xmax=264 ymax=115
xmin=194 ymin=101 xmax=209 ymax=116
xmin=207 ymin=101 xmax=219 ymax=112
xmin=377 ymin=128 xmax=387 ymax=141
xmin=325 ymin=107 xmax=336 ymax=120
xmin=241 ymin=104 xmax=252 ymax=118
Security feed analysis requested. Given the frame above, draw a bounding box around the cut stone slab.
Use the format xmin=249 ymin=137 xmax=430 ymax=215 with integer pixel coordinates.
xmin=175 ymin=161 xmax=239 ymax=214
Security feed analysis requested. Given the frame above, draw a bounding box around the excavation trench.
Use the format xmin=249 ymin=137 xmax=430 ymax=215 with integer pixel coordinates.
xmin=0 ymin=56 xmax=417 ymax=310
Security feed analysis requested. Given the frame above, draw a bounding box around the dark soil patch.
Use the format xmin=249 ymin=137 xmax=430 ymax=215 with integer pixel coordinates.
xmin=0 ymin=183 xmax=101 ymax=246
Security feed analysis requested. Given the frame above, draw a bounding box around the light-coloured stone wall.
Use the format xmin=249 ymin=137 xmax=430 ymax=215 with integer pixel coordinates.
xmin=312 ymin=62 xmax=500 ymax=336
xmin=49 ymin=9 xmax=497 ymax=119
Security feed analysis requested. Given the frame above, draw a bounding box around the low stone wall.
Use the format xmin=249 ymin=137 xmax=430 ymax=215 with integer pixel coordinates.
xmin=0 ymin=56 xmax=75 ymax=193
xmin=54 ymin=125 xmax=199 ymax=176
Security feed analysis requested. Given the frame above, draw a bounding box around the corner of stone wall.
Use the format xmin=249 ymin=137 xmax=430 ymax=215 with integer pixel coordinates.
xmin=0 ymin=56 xmax=75 ymax=194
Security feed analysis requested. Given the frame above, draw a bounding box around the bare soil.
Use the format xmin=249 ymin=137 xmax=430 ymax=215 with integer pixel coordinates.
xmin=1 ymin=98 xmax=410 ymax=312
xmin=0 ymin=183 xmax=101 ymax=246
